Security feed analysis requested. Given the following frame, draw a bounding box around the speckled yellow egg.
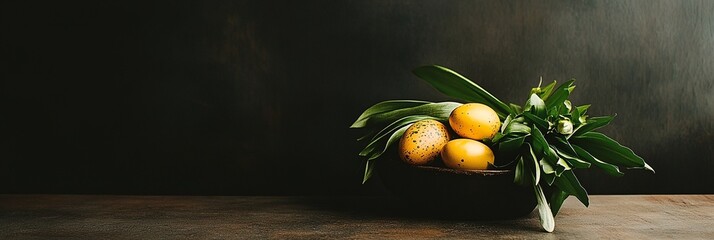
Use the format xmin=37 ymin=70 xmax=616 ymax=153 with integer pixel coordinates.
xmin=441 ymin=138 xmax=495 ymax=170
xmin=448 ymin=103 xmax=500 ymax=140
xmin=398 ymin=119 xmax=451 ymax=165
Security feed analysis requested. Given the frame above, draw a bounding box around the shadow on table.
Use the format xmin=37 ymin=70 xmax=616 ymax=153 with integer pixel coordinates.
xmin=296 ymin=196 xmax=537 ymax=222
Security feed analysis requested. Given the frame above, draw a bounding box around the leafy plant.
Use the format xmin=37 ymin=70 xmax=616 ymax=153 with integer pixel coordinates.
xmin=351 ymin=65 xmax=654 ymax=232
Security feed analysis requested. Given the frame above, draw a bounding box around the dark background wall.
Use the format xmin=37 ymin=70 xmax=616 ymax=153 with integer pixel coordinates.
xmin=1 ymin=1 xmax=712 ymax=195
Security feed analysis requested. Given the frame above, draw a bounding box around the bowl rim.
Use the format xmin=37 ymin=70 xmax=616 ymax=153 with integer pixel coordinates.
xmin=413 ymin=165 xmax=513 ymax=176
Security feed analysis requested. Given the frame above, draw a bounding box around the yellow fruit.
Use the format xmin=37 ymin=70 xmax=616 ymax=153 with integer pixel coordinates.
xmin=398 ymin=119 xmax=451 ymax=165
xmin=448 ymin=103 xmax=500 ymax=140
xmin=441 ymin=138 xmax=495 ymax=170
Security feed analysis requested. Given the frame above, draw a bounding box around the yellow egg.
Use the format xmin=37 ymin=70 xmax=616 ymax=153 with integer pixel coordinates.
xmin=448 ymin=103 xmax=500 ymax=140
xmin=441 ymin=138 xmax=495 ymax=170
xmin=398 ymin=119 xmax=451 ymax=165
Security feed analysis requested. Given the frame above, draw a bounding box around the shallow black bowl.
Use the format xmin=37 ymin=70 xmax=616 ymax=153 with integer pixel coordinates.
xmin=376 ymin=156 xmax=536 ymax=220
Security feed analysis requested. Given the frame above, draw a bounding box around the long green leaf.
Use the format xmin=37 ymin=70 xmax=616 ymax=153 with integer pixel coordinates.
xmin=522 ymin=112 xmax=549 ymax=131
xmin=412 ymin=65 xmax=511 ymax=118
xmin=509 ymin=103 xmax=523 ymax=114
xmin=504 ymin=121 xmax=531 ymax=135
xmin=554 ymin=147 xmax=591 ymax=168
xmin=549 ymin=136 xmax=578 ymax=156
xmin=362 ymin=122 xmax=427 ymax=182
xmin=550 ymin=189 xmax=569 ymax=216
xmin=357 ymin=131 xmax=375 ymax=142
xmin=368 ymin=124 xmax=412 ymax=160
xmin=499 ymin=134 xmax=528 ymax=153
xmin=359 ymin=116 xmax=435 ymax=158
xmin=548 ymin=135 xmax=592 ymax=168
xmin=362 ymin=102 xmax=461 ymax=129
xmin=554 ymin=170 xmax=589 ymax=207
xmin=572 ymin=116 xmax=615 ymax=136
xmin=544 ymin=80 xmax=575 ymax=110
xmin=531 ymin=125 xmax=549 ymax=155
xmin=572 ymin=144 xmax=624 ymax=176
xmin=534 ymin=184 xmax=555 ymax=232
xmin=361 ymin=124 xmax=413 ymax=183
xmin=576 ymin=104 xmax=591 ymax=115
xmin=571 ymin=105 xmax=582 ymax=126
xmin=526 ymin=143 xmax=541 ymax=184
xmin=351 ymin=100 xmax=431 ymax=128
xmin=514 ymin=156 xmax=526 ymax=185
xmin=543 ymin=146 xmax=569 ymax=176
xmin=362 ymin=159 xmax=376 ymax=184
xmin=538 ymin=80 xmax=557 ymax=101
xmin=571 ymin=132 xmax=651 ymax=171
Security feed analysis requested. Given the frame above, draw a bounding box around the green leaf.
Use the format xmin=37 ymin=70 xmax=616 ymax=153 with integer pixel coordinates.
xmin=549 ymin=136 xmax=578 ymax=156
xmin=369 ymin=115 xmax=416 ymax=143
xmin=544 ymin=80 xmax=575 ymax=110
xmin=525 ymin=94 xmax=547 ymax=118
xmin=359 ymin=115 xmax=422 ymax=156
xmin=548 ymin=106 xmax=560 ymax=119
xmin=571 ymin=132 xmax=651 ymax=171
xmin=500 ymin=114 xmax=513 ymax=133
xmin=563 ymin=100 xmax=572 ymax=113
xmin=643 ymin=163 xmax=655 ymax=173
xmin=553 ymin=147 xmax=591 ymax=168
xmin=362 ymin=159 xmax=376 ymax=184
xmin=550 ymin=189 xmax=569 ymax=216
xmin=351 ymin=100 xmax=431 ymax=128
xmin=368 ymin=124 xmax=411 ymax=160
xmin=504 ymin=121 xmax=531 ymax=135
xmin=412 ymin=65 xmax=511 ymax=118
xmin=522 ymin=112 xmax=549 ymax=131
xmin=499 ymin=134 xmax=528 ymax=153
xmin=554 ymin=170 xmax=589 ymax=207
xmin=571 ymin=116 xmax=615 ymax=136
xmin=489 ymin=132 xmax=504 ymax=144
xmin=509 ymin=103 xmax=523 ymax=114
xmin=534 ymin=184 xmax=555 ymax=232
xmin=540 ymin=159 xmax=555 ymax=175
xmin=356 ymin=131 xmax=375 ymax=141
xmin=571 ymin=105 xmax=582 ymax=126
xmin=556 ymin=157 xmax=572 ymax=174
xmin=514 ymin=156 xmax=526 ymax=185
xmin=361 ymin=123 xmax=416 ymax=182
xmin=576 ymin=104 xmax=591 ymax=115
xmin=360 ymin=115 xmax=434 ymax=159
xmin=361 ymin=102 xmax=461 ymax=129
xmin=526 ymin=143 xmax=541 ymax=184
xmin=531 ymin=125 xmax=549 ymax=155
xmin=572 ymin=144 xmax=624 ymax=176
xmin=538 ymin=80 xmax=557 ymax=101
xmin=544 ymin=147 xmax=569 ymax=176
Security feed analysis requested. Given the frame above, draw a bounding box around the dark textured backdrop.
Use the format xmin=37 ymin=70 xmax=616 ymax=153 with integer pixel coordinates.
xmin=1 ymin=1 xmax=713 ymax=195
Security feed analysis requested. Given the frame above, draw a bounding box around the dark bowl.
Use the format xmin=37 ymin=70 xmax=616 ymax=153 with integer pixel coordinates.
xmin=376 ymin=154 xmax=536 ymax=220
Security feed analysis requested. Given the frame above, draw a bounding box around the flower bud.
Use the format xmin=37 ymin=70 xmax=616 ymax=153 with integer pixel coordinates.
xmin=557 ymin=119 xmax=574 ymax=135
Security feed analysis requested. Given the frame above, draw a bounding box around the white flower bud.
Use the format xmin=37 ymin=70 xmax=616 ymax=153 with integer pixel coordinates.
xmin=557 ymin=119 xmax=574 ymax=135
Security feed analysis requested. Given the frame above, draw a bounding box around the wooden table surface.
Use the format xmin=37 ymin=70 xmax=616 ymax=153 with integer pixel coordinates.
xmin=0 ymin=195 xmax=712 ymax=239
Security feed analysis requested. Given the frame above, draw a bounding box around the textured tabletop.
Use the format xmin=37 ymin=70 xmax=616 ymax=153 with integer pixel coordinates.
xmin=1 ymin=195 xmax=712 ymax=239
